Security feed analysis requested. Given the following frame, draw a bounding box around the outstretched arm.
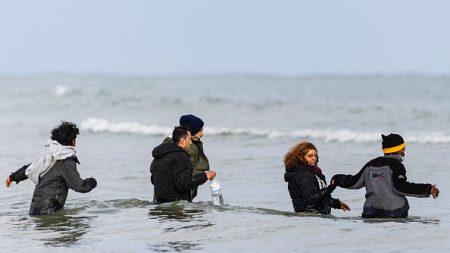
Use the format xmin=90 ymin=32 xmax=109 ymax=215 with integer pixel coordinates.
xmin=6 ymin=164 xmax=31 ymax=187
xmin=391 ymin=167 xmax=432 ymax=198
xmin=62 ymin=159 xmax=97 ymax=193
xmin=331 ymin=166 xmax=366 ymax=189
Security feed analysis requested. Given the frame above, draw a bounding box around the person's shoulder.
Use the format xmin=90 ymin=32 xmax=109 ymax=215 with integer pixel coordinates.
xmin=162 ymin=136 xmax=173 ymax=144
xmin=366 ymin=156 xmax=405 ymax=171
xmin=171 ymin=150 xmax=191 ymax=165
xmin=386 ymin=157 xmax=405 ymax=172
xmin=175 ymin=149 xmax=190 ymax=159
xmin=163 ymin=145 xmax=189 ymax=158
xmin=61 ymin=155 xmax=80 ymax=166
xmin=290 ymin=166 xmax=312 ymax=177
xmin=365 ymin=156 xmax=391 ymax=167
xmin=190 ymin=141 xmax=201 ymax=152
xmin=153 ymin=143 xmax=184 ymax=159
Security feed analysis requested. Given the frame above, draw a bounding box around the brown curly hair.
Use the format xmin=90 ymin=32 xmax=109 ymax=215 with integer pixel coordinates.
xmin=284 ymin=142 xmax=318 ymax=170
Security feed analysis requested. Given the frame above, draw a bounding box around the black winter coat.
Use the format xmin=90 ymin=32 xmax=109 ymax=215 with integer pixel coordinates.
xmin=150 ymin=143 xmax=208 ymax=203
xmin=284 ymin=165 xmax=341 ymax=214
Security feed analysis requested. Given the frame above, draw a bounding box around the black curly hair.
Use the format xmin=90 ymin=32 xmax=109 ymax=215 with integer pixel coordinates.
xmin=51 ymin=121 xmax=80 ymax=146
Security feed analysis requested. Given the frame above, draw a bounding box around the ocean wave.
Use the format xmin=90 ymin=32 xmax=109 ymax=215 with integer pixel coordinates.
xmin=55 ymin=86 xmax=71 ymax=97
xmin=81 ymin=118 xmax=172 ymax=135
xmin=80 ymin=118 xmax=450 ymax=144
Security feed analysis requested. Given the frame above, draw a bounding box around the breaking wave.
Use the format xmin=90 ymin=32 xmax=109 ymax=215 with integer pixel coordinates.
xmin=55 ymin=86 xmax=71 ymax=97
xmin=80 ymin=118 xmax=450 ymax=144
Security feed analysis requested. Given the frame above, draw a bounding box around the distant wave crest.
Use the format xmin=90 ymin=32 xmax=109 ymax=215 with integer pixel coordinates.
xmin=81 ymin=118 xmax=172 ymax=136
xmin=55 ymin=86 xmax=71 ymax=97
xmin=80 ymin=118 xmax=450 ymax=144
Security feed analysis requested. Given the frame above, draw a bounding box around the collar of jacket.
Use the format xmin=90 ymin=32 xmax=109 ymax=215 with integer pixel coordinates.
xmin=384 ymin=154 xmax=403 ymax=162
xmin=69 ymin=155 xmax=80 ymax=164
xmin=284 ymin=165 xmax=326 ymax=181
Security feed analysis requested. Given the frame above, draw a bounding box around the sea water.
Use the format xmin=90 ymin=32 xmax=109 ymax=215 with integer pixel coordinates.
xmin=1 ymin=74 xmax=450 ymax=252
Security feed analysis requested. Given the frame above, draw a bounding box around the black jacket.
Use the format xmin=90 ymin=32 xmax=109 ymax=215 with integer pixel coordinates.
xmin=150 ymin=143 xmax=208 ymax=203
xmin=284 ymin=165 xmax=341 ymax=214
xmin=9 ymin=156 xmax=97 ymax=215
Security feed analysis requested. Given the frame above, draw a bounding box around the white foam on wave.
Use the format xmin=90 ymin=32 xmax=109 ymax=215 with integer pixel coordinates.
xmin=80 ymin=118 xmax=450 ymax=144
xmin=55 ymin=86 xmax=71 ymax=97
xmin=81 ymin=118 xmax=172 ymax=136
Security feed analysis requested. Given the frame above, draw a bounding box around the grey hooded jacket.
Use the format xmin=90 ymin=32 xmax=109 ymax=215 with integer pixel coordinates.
xmin=9 ymin=156 xmax=97 ymax=215
xmin=332 ymin=155 xmax=431 ymax=218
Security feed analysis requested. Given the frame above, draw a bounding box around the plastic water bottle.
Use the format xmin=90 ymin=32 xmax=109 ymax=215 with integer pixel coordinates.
xmin=209 ymin=179 xmax=224 ymax=206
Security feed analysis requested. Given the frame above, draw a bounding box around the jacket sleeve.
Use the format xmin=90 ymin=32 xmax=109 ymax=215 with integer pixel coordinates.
xmin=332 ymin=166 xmax=366 ymax=189
xmin=9 ymin=164 xmax=31 ymax=183
xmin=391 ymin=163 xmax=431 ymax=197
xmin=172 ymin=157 xmax=208 ymax=192
xmin=297 ymin=174 xmax=332 ymax=205
xmin=331 ymin=198 xmax=341 ymax=209
xmin=61 ymin=160 xmax=97 ymax=193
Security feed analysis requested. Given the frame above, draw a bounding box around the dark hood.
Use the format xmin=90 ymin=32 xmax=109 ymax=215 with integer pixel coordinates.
xmin=284 ymin=171 xmax=296 ymax=182
xmin=284 ymin=166 xmax=303 ymax=182
xmin=152 ymin=143 xmax=187 ymax=159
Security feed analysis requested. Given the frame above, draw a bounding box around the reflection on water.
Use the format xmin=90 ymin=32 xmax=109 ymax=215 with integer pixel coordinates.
xmin=31 ymin=211 xmax=94 ymax=247
xmin=147 ymin=241 xmax=202 ymax=252
xmin=148 ymin=202 xmax=207 ymax=222
xmin=148 ymin=202 xmax=215 ymax=252
xmin=103 ymin=198 xmax=152 ymax=208
xmin=360 ymin=216 xmax=440 ymax=224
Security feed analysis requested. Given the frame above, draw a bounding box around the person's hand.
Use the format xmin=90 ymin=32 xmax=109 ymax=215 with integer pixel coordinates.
xmin=431 ymin=185 xmax=439 ymax=199
xmin=206 ymin=170 xmax=216 ymax=180
xmin=340 ymin=201 xmax=351 ymax=211
xmin=6 ymin=176 xmax=12 ymax=188
xmin=86 ymin=177 xmax=97 ymax=188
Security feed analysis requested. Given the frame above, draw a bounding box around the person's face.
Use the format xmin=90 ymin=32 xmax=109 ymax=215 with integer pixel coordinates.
xmin=399 ymin=148 xmax=406 ymax=157
xmin=192 ymin=129 xmax=204 ymax=140
xmin=304 ymin=149 xmax=318 ymax=166
xmin=180 ymin=131 xmax=192 ymax=151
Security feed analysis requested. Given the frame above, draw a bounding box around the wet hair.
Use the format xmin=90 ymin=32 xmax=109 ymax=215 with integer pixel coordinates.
xmin=283 ymin=141 xmax=318 ymax=170
xmin=172 ymin=126 xmax=190 ymax=144
xmin=51 ymin=121 xmax=80 ymax=146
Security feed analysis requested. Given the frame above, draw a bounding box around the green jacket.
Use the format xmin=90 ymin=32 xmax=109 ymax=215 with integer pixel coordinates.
xmin=162 ymin=137 xmax=210 ymax=176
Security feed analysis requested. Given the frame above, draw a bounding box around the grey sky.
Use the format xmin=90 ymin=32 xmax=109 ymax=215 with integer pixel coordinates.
xmin=1 ymin=0 xmax=449 ymax=75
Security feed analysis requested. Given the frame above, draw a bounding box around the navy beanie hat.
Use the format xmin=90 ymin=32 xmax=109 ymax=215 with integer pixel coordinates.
xmin=381 ymin=133 xmax=406 ymax=154
xmin=179 ymin=114 xmax=204 ymax=136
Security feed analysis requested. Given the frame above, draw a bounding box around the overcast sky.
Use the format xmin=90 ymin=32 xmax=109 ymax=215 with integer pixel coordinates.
xmin=1 ymin=0 xmax=450 ymax=75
